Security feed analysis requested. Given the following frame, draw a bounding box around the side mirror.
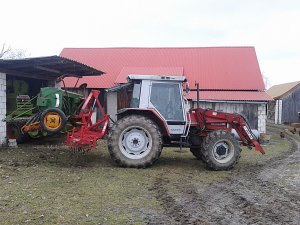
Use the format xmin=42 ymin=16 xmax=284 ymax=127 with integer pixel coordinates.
xmin=185 ymin=82 xmax=190 ymax=94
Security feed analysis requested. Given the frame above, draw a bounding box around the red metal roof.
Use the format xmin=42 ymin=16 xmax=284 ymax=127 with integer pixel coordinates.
xmin=115 ymin=67 xmax=183 ymax=84
xmin=60 ymin=47 xmax=265 ymax=91
xmin=187 ymin=91 xmax=273 ymax=101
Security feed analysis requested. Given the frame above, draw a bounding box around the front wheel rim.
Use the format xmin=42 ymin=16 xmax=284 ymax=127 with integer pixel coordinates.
xmin=212 ymin=139 xmax=235 ymax=164
xmin=43 ymin=112 xmax=62 ymax=131
xmin=119 ymin=126 xmax=152 ymax=159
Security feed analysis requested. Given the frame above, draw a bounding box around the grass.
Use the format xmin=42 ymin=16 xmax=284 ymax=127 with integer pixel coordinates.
xmin=237 ymin=133 xmax=292 ymax=169
xmin=0 ymin=127 xmax=296 ymax=225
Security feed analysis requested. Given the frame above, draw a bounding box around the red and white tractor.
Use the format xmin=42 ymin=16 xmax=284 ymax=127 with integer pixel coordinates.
xmin=66 ymin=75 xmax=265 ymax=170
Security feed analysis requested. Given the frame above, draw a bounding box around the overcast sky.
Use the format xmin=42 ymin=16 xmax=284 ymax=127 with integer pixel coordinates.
xmin=1 ymin=0 xmax=300 ymax=88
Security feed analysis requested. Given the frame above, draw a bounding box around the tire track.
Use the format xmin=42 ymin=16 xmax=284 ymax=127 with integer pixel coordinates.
xmin=148 ymin=176 xmax=210 ymax=225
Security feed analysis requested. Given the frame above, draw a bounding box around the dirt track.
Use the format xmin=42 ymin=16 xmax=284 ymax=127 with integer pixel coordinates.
xmin=147 ymin=127 xmax=300 ymax=225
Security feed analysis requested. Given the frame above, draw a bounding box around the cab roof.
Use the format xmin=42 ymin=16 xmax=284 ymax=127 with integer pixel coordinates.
xmin=128 ymin=75 xmax=186 ymax=82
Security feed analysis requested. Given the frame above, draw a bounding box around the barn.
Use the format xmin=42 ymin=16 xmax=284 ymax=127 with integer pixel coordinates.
xmin=267 ymin=81 xmax=300 ymax=124
xmin=60 ymin=47 xmax=272 ymax=134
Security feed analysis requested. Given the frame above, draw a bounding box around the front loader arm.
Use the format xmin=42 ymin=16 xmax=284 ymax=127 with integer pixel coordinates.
xmin=194 ymin=108 xmax=265 ymax=154
xmin=231 ymin=117 xmax=265 ymax=154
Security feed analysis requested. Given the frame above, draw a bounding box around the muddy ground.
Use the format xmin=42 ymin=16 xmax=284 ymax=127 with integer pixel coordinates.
xmin=0 ymin=125 xmax=299 ymax=225
xmin=147 ymin=125 xmax=300 ymax=225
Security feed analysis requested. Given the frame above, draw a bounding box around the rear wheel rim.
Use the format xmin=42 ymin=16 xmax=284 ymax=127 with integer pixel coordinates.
xmin=212 ymin=139 xmax=234 ymax=164
xmin=119 ymin=126 xmax=152 ymax=159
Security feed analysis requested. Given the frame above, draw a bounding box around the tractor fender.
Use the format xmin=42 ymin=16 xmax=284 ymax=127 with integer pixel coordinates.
xmin=117 ymin=108 xmax=170 ymax=137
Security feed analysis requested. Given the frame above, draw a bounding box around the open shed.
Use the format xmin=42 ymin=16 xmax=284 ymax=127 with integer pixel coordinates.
xmin=0 ymin=56 xmax=102 ymax=145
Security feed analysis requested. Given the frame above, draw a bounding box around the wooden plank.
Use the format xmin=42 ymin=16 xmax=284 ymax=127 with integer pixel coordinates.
xmin=291 ymin=123 xmax=300 ymax=128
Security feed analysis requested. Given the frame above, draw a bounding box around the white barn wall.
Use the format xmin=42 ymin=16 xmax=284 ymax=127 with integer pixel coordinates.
xmin=193 ymin=101 xmax=267 ymax=133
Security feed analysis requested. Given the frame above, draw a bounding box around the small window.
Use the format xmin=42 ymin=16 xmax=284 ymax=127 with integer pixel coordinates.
xmin=130 ymin=82 xmax=141 ymax=108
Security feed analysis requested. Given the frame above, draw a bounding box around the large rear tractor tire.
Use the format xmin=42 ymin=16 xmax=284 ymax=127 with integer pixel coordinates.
xmin=108 ymin=115 xmax=162 ymax=168
xmin=202 ymin=130 xmax=241 ymax=171
xmin=40 ymin=108 xmax=67 ymax=134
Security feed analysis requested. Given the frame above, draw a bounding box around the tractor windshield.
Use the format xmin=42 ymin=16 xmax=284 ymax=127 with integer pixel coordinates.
xmin=150 ymin=82 xmax=184 ymax=121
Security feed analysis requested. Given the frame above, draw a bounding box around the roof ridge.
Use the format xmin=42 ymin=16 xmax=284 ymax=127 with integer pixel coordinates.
xmin=270 ymin=80 xmax=300 ymax=88
xmin=267 ymin=80 xmax=300 ymax=99
xmin=62 ymin=46 xmax=255 ymax=50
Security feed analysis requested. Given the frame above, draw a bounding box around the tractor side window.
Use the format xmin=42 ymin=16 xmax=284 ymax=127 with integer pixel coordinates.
xmin=130 ymin=82 xmax=141 ymax=108
xmin=150 ymin=83 xmax=183 ymax=121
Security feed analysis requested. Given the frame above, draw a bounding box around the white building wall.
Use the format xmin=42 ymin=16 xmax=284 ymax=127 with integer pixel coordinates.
xmin=0 ymin=73 xmax=6 ymax=145
xmin=257 ymin=104 xmax=266 ymax=133
xmin=274 ymin=100 xmax=282 ymax=124
xmin=194 ymin=102 xmax=245 ymax=114
xmin=107 ymin=92 xmax=118 ymax=124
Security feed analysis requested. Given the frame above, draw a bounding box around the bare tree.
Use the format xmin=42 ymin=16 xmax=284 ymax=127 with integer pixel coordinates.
xmin=0 ymin=43 xmax=28 ymax=59
xmin=0 ymin=43 xmax=11 ymax=58
xmin=262 ymin=73 xmax=271 ymax=89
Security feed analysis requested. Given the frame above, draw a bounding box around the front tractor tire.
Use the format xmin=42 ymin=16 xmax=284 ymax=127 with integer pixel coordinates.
xmin=202 ymin=130 xmax=241 ymax=171
xmin=108 ymin=115 xmax=162 ymax=168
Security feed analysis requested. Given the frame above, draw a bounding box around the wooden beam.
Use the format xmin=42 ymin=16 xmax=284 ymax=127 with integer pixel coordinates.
xmin=34 ymin=66 xmax=61 ymax=74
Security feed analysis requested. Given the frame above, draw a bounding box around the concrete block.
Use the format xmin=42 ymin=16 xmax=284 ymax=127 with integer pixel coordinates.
xmin=0 ymin=126 xmax=5 ymax=133
xmin=0 ymin=136 xmax=6 ymax=145
xmin=1 ymin=96 xmax=5 ymax=102
xmin=1 ymin=108 xmax=6 ymax=114
xmin=8 ymin=139 xmax=17 ymax=147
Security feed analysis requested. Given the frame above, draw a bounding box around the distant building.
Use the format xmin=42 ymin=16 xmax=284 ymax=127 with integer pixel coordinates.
xmin=267 ymin=81 xmax=300 ymax=124
xmin=61 ymin=47 xmax=272 ymax=133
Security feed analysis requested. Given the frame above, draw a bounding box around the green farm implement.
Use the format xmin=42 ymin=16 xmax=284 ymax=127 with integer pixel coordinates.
xmin=6 ymin=86 xmax=84 ymax=142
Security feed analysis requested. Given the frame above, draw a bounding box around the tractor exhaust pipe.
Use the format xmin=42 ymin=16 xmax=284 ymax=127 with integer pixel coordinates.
xmin=196 ymin=82 xmax=199 ymax=108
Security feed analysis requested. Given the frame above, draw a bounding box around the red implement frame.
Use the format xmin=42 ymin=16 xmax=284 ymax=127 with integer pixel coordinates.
xmin=66 ymin=90 xmax=109 ymax=151
xmin=194 ymin=108 xmax=265 ymax=154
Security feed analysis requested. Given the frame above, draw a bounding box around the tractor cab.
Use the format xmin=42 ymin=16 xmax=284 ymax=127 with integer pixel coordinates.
xmin=127 ymin=75 xmax=188 ymax=136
